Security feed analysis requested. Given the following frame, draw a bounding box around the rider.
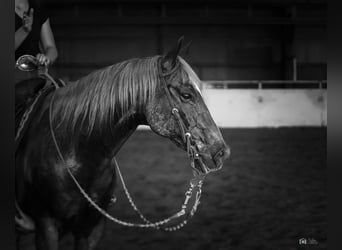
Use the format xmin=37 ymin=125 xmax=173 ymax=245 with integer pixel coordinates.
xmin=15 ymin=0 xmax=58 ymax=83
xmin=15 ymin=2 xmax=59 ymax=232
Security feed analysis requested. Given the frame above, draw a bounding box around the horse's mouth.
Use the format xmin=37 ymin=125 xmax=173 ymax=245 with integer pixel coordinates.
xmin=173 ymin=137 xmax=222 ymax=175
xmin=192 ymin=157 xmax=222 ymax=175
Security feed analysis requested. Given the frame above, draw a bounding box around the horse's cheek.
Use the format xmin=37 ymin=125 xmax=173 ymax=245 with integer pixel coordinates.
xmin=146 ymin=103 xmax=172 ymax=137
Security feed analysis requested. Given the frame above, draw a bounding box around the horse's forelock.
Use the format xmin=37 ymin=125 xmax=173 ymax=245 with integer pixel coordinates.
xmin=178 ymin=56 xmax=202 ymax=95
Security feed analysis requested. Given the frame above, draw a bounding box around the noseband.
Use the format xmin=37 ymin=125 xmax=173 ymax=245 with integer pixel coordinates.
xmin=158 ymin=58 xmax=210 ymax=175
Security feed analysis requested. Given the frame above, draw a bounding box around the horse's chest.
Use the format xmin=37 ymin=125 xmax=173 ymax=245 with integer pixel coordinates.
xmin=69 ymin=163 xmax=114 ymax=208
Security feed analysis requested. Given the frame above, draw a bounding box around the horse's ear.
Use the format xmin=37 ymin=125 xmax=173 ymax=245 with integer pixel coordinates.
xmin=161 ymin=36 xmax=184 ymax=72
xmin=180 ymin=40 xmax=192 ymax=57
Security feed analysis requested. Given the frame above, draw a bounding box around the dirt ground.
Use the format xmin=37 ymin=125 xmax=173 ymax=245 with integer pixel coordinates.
xmin=19 ymin=128 xmax=326 ymax=250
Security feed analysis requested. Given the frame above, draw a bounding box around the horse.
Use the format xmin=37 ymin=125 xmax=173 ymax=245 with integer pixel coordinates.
xmin=15 ymin=38 xmax=230 ymax=250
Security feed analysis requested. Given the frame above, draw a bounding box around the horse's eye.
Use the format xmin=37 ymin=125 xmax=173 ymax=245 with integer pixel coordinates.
xmin=181 ymin=93 xmax=192 ymax=100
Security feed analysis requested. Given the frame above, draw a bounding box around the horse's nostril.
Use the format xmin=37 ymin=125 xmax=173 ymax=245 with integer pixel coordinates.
xmin=214 ymin=148 xmax=226 ymax=161
xmin=212 ymin=146 xmax=230 ymax=169
xmin=216 ymin=147 xmax=230 ymax=160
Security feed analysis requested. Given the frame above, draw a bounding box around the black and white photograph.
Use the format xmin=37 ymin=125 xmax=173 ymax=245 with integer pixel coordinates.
xmin=14 ymin=0 xmax=326 ymax=249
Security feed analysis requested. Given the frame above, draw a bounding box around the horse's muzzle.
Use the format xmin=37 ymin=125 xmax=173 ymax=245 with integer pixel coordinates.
xmin=193 ymin=145 xmax=230 ymax=175
xmin=213 ymin=146 xmax=230 ymax=170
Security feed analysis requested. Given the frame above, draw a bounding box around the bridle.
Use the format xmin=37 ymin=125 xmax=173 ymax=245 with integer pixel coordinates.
xmin=158 ymin=57 xmax=212 ymax=175
xmin=48 ymin=57 xmax=210 ymax=231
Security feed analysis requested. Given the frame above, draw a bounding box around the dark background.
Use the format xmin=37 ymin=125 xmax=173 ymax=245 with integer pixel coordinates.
xmin=42 ymin=0 xmax=326 ymax=82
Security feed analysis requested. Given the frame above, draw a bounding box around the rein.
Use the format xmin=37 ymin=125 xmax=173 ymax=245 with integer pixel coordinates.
xmin=48 ymin=59 xmax=207 ymax=231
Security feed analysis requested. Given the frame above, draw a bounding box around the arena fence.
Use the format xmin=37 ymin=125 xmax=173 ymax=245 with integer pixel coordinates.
xmin=203 ymin=80 xmax=327 ymax=90
xmin=202 ymin=80 xmax=327 ymax=128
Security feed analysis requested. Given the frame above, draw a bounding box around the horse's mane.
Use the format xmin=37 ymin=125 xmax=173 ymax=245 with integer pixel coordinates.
xmin=52 ymin=55 xmax=201 ymax=136
xmin=52 ymin=56 xmax=160 ymax=135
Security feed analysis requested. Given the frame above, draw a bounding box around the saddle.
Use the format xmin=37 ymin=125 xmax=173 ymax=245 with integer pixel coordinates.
xmin=15 ymin=55 xmax=66 ymax=145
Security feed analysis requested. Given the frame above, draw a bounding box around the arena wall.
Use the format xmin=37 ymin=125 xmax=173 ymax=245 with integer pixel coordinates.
xmin=202 ymin=88 xmax=327 ymax=127
xmin=47 ymin=1 xmax=326 ymax=82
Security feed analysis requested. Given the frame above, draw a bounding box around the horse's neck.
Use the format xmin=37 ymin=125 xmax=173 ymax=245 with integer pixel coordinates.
xmin=105 ymin=109 xmax=142 ymax=157
xmin=54 ymin=71 xmax=148 ymax=157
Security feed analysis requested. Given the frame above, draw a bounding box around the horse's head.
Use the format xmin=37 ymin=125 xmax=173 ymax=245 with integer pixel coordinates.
xmin=145 ymin=38 xmax=230 ymax=175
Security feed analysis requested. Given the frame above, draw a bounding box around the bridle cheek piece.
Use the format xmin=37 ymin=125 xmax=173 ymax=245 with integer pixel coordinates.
xmin=165 ymin=69 xmax=209 ymax=175
xmin=171 ymin=108 xmax=204 ymax=173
